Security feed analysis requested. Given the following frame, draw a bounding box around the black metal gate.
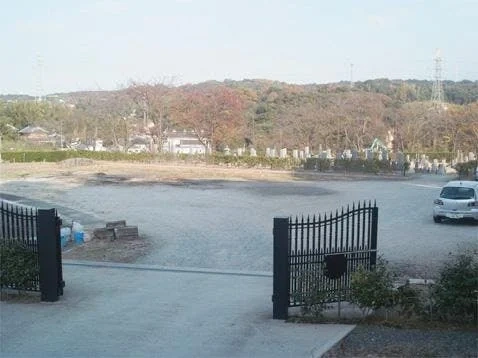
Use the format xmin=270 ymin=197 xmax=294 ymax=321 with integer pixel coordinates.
xmin=273 ymin=201 xmax=378 ymax=319
xmin=0 ymin=201 xmax=64 ymax=301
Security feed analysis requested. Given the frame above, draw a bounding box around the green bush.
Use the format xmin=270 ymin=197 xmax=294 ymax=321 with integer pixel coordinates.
xmin=433 ymin=251 xmax=478 ymax=323
xmin=0 ymin=150 xmax=157 ymax=163
xmin=350 ymin=258 xmax=394 ymax=316
xmin=0 ymin=241 xmax=39 ymax=290
xmin=454 ymin=160 xmax=477 ymax=179
xmin=304 ymin=158 xmax=331 ymax=171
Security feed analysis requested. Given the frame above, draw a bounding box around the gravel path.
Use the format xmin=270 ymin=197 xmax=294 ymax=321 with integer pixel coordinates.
xmin=323 ymin=324 xmax=478 ymax=357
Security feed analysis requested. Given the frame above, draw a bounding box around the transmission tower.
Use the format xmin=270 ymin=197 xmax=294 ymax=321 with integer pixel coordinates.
xmin=431 ymin=49 xmax=444 ymax=110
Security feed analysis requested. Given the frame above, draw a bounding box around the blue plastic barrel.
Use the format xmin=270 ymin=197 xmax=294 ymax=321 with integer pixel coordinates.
xmin=74 ymin=231 xmax=84 ymax=244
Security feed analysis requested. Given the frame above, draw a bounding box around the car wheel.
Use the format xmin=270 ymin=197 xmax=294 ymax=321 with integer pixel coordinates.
xmin=433 ymin=216 xmax=443 ymax=223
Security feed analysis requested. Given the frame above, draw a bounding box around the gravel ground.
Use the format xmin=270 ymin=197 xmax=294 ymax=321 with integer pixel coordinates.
xmin=1 ymin=164 xmax=477 ymax=357
xmin=323 ymin=324 xmax=478 ymax=357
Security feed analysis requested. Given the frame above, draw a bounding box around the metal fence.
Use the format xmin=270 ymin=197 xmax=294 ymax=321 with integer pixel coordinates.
xmin=0 ymin=201 xmax=40 ymax=291
xmin=273 ymin=201 xmax=378 ymax=319
xmin=0 ymin=200 xmax=64 ymax=301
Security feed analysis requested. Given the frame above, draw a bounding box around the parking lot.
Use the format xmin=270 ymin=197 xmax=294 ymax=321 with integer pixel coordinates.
xmin=1 ymin=174 xmax=476 ymax=277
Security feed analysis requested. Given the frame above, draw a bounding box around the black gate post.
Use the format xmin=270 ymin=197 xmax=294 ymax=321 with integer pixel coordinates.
xmin=370 ymin=205 xmax=378 ymax=267
xmin=273 ymin=217 xmax=289 ymax=320
xmin=37 ymin=209 xmax=60 ymax=302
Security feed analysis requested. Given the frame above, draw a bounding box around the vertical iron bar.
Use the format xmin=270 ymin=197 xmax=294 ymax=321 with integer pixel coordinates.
xmin=273 ymin=217 xmax=290 ymax=319
xmin=370 ymin=205 xmax=378 ymax=267
xmin=37 ymin=208 xmax=59 ymax=302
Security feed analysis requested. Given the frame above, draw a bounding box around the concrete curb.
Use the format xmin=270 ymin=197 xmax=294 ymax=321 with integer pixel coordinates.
xmin=63 ymin=259 xmax=273 ymax=278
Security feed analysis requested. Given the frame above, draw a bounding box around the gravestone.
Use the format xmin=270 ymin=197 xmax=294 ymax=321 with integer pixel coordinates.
xmin=299 ymin=150 xmax=305 ymax=159
xmin=351 ymin=149 xmax=359 ymax=160
xmin=365 ymin=149 xmax=373 ymax=161
xmin=304 ymin=146 xmax=310 ymax=158
xmin=270 ymin=148 xmax=277 ymax=157
xmin=250 ymin=148 xmax=257 ymax=157
xmin=292 ymin=149 xmax=299 ymax=159
xmin=279 ymin=148 xmax=287 ymax=158
xmin=266 ymin=148 xmax=271 ymax=157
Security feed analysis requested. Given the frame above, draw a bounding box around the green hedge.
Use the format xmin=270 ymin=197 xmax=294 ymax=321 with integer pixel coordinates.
xmin=454 ymin=160 xmax=477 ymax=179
xmin=212 ymin=154 xmax=299 ymax=170
xmin=0 ymin=241 xmax=39 ymax=290
xmin=0 ymin=150 xmax=303 ymax=170
xmin=0 ymin=150 xmax=156 ymax=163
xmin=304 ymin=158 xmax=394 ymax=174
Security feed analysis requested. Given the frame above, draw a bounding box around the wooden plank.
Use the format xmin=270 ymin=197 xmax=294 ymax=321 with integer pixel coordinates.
xmin=106 ymin=220 xmax=126 ymax=229
xmin=93 ymin=228 xmax=115 ymax=240
xmin=113 ymin=226 xmax=139 ymax=240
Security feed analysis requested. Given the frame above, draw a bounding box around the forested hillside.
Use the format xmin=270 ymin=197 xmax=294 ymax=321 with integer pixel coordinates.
xmin=1 ymin=79 xmax=477 ymax=154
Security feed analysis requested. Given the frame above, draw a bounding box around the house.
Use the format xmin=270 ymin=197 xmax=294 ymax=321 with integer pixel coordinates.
xmin=162 ymin=130 xmax=209 ymax=155
xmin=19 ymin=125 xmax=50 ymax=143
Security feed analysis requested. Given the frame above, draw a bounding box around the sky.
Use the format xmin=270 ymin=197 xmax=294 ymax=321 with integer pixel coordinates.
xmin=1 ymin=0 xmax=477 ymax=95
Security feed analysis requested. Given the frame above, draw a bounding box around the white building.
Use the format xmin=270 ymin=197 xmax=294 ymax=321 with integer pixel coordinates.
xmin=162 ymin=130 xmax=209 ymax=155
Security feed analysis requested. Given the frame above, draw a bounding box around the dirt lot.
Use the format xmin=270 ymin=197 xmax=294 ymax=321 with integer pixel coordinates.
xmin=0 ymin=160 xmax=407 ymax=264
xmin=0 ymin=160 xmax=297 ymax=184
xmin=62 ymin=235 xmax=152 ymax=263
xmin=1 ymin=160 xmax=300 ymax=264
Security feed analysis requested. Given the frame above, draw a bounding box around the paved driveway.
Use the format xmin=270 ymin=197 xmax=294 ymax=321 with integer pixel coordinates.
xmin=1 ymin=263 xmax=354 ymax=358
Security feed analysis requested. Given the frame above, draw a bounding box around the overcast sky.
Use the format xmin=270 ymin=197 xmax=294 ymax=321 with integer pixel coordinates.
xmin=2 ymin=0 xmax=477 ymax=95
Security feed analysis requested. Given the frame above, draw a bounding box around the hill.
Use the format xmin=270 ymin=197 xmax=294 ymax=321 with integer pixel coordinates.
xmin=1 ymin=79 xmax=477 ymax=154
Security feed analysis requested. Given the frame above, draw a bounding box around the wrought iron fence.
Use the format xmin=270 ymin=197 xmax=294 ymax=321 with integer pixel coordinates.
xmin=0 ymin=201 xmax=40 ymax=291
xmin=273 ymin=201 xmax=378 ymax=319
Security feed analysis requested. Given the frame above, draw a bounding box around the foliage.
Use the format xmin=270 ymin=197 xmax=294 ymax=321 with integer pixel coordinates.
xmin=0 ymin=240 xmax=39 ymax=290
xmin=433 ymin=251 xmax=478 ymax=323
xmin=454 ymin=160 xmax=477 ymax=179
xmin=299 ymin=288 xmax=335 ymax=319
xmin=0 ymin=150 xmax=157 ymax=163
xmin=391 ymin=284 xmax=424 ymax=318
xmin=1 ymin=79 xmax=477 ymax=155
xmin=303 ymin=158 xmax=332 ymax=171
xmin=350 ymin=258 xmax=394 ymax=316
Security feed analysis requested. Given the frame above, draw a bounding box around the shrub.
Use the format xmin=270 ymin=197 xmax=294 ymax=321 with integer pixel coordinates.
xmin=433 ymin=251 xmax=478 ymax=323
xmin=454 ymin=160 xmax=477 ymax=179
xmin=0 ymin=241 xmax=39 ymax=290
xmin=350 ymin=258 xmax=394 ymax=316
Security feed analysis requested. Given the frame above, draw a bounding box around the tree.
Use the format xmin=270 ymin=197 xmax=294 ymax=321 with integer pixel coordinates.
xmin=127 ymin=80 xmax=175 ymax=152
xmin=174 ymin=85 xmax=245 ymax=152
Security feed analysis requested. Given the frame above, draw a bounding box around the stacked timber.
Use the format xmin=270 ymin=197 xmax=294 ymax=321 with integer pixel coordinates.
xmin=93 ymin=220 xmax=139 ymax=240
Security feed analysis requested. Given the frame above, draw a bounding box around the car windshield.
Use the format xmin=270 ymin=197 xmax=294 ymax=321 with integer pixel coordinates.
xmin=440 ymin=187 xmax=475 ymax=200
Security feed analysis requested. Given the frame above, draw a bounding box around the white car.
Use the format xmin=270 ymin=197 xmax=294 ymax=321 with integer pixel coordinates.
xmin=433 ymin=181 xmax=478 ymax=223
